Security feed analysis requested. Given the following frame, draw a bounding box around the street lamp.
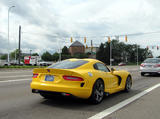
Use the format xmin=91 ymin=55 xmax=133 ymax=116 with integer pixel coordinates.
xmin=110 ymin=40 xmax=112 ymax=66
xmin=137 ymin=44 xmax=139 ymax=66
xmin=59 ymin=48 xmax=61 ymax=61
xmin=30 ymin=50 xmax=32 ymax=56
xmin=8 ymin=5 xmax=15 ymax=63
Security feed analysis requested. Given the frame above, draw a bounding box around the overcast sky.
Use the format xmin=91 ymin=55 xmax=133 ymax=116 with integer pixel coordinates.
xmin=0 ymin=0 xmax=160 ymax=56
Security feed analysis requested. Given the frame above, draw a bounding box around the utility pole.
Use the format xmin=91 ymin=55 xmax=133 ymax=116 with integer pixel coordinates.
xmin=30 ymin=50 xmax=32 ymax=56
xmin=15 ymin=49 xmax=16 ymax=62
xmin=18 ymin=25 xmax=21 ymax=65
xmin=110 ymin=41 xmax=112 ymax=66
xmin=8 ymin=6 xmax=15 ymax=63
xmin=59 ymin=48 xmax=61 ymax=61
xmin=137 ymin=44 xmax=138 ymax=66
xmin=91 ymin=40 xmax=93 ymax=55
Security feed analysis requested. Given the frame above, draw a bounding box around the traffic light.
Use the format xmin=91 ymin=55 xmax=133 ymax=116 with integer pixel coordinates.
xmin=108 ymin=37 xmax=111 ymax=43
xmin=125 ymin=35 xmax=127 ymax=42
xmin=84 ymin=37 xmax=86 ymax=43
xmin=70 ymin=37 xmax=73 ymax=43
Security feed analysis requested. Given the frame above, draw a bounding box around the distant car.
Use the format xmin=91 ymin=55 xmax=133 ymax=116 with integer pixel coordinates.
xmin=140 ymin=58 xmax=160 ymax=76
xmin=3 ymin=62 xmax=11 ymax=66
xmin=31 ymin=58 xmax=132 ymax=104
xmin=37 ymin=60 xmax=52 ymax=66
xmin=118 ymin=62 xmax=126 ymax=66
xmin=10 ymin=60 xmax=24 ymax=66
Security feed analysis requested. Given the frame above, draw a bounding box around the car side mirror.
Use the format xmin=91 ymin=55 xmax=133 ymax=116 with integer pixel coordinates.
xmin=111 ymin=68 xmax=116 ymax=73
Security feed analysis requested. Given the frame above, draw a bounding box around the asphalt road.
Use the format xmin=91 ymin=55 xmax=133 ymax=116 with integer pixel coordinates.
xmin=0 ymin=66 xmax=160 ymax=119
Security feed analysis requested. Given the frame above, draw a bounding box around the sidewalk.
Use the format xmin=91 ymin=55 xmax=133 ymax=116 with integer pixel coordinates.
xmin=104 ymin=87 xmax=160 ymax=119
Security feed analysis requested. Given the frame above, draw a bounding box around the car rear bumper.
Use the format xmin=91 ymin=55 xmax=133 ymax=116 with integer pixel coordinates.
xmin=140 ymin=67 xmax=160 ymax=74
xmin=30 ymin=82 xmax=91 ymax=99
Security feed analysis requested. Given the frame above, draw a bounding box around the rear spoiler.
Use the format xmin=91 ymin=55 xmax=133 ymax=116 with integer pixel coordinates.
xmin=33 ymin=68 xmax=80 ymax=76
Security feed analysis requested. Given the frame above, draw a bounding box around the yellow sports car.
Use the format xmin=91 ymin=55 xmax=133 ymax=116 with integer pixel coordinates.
xmin=31 ymin=58 xmax=132 ymax=104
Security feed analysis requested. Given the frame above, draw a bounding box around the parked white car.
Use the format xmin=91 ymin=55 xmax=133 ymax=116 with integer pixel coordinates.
xmin=37 ymin=60 xmax=53 ymax=66
xmin=10 ymin=60 xmax=24 ymax=65
xmin=0 ymin=60 xmax=11 ymax=66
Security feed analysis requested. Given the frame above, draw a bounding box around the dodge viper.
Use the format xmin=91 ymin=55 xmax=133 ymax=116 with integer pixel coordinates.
xmin=31 ymin=58 xmax=132 ymax=104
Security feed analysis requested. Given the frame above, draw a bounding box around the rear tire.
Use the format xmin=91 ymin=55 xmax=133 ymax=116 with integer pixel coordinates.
xmin=141 ymin=72 xmax=145 ymax=76
xmin=89 ymin=79 xmax=104 ymax=104
xmin=124 ymin=76 xmax=132 ymax=92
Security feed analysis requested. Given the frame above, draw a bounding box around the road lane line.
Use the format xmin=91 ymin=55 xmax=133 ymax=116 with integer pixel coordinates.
xmin=0 ymin=71 xmax=32 ymax=74
xmin=0 ymin=78 xmax=32 ymax=83
xmin=0 ymin=75 xmax=32 ymax=78
xmin=88 ymin=83 xmax=160 ymax=119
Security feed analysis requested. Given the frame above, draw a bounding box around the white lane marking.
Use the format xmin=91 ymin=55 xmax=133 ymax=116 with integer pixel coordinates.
xmin=0 ymin=78 xmax=32 ymax=83
xmin=88 ymin=83 xmax=160 ymax=119
xmin=117 ymin=69 xmax=139 ymax=71
xmin=0 ymin=75 xmax=32 ymax=78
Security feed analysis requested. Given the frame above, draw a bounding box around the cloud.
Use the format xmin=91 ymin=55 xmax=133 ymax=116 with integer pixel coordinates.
xmin=0 ymin=0 xmax=160 ymax=56
xmin=0 ymin=35 xmax=7 ymax=49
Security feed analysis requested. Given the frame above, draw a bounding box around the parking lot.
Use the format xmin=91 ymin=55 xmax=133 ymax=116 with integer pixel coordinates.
xmin=0 ymin=66 xmax=160 ymax=119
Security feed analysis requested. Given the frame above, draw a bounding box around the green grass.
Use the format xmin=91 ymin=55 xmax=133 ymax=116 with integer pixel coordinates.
xmin=126 ymin=62 xmax=142 ymax=65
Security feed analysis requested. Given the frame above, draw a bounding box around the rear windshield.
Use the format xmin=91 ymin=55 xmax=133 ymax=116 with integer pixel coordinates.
xmin=144 ymin=59 xmax=160 ymax=63
xmin=48 ymin=60 xmax=89 ymax=69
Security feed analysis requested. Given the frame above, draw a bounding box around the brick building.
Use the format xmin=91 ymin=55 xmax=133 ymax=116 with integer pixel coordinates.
xmin=69 ymin=41 xmax=85 ymax=56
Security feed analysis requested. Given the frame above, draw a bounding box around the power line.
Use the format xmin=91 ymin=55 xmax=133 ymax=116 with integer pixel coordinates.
xmin=22 ymin=32 xmax=58 ymax=38
xmin=22 ymin=31 xmax=160 ymax=38
xmin=115 ymin=31 xmax=160 ymax=37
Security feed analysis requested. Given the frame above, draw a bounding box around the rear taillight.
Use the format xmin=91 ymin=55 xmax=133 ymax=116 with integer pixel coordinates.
xmin=154 ymin=64 xmax=160 ymax=67
xmin=140 ymin=64 xmax=145 ymax=67
xmin=33 ymin=73 xmax=39 ymax=78
xmin=63 ymin=76 xmax=84 ymax=81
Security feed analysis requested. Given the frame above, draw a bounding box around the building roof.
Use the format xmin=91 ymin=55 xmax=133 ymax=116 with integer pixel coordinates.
xmin=70 ymin=41 xmax=84 ymax=47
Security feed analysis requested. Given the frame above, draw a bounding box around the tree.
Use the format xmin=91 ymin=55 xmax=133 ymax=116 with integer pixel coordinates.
xmin=96 ymin=40 xmax=153 ymax=65
xmin=52 ymin=52 xmax=59 ymax=61
xmin=62 ymin=46 xmax=70 ymax=55
xmin=32 ymin=53 xmax=39 ymax=56
xmin=10 ymin=49 xmax=22 ymax=60
xmin=103 ymin=42 xmax=110 ymax=64
xmin=0 ymin=54 xmax=7 ymax=60
xmin=72 ymin=53 xmax=89 ymax=58
xmin=61 ymin=46 xmax=72 ymax=60
xmin=41 ymin=51 xmax=52 ymax=61
xmin=61 ymin=54 xmax=72 ymax=60
xmin=111 ymin=40 xmax=122 ymax=64
xmin=96 ymin=43 xmax=105 ymax=63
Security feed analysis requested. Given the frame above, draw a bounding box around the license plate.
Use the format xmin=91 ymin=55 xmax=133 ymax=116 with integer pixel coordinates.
xmin=45 ymin=75 xmax=54 ymax=81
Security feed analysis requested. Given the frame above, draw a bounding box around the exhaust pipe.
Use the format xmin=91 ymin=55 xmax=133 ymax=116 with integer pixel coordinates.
xmin=32 ymin=89 xmax=39 ymax=93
